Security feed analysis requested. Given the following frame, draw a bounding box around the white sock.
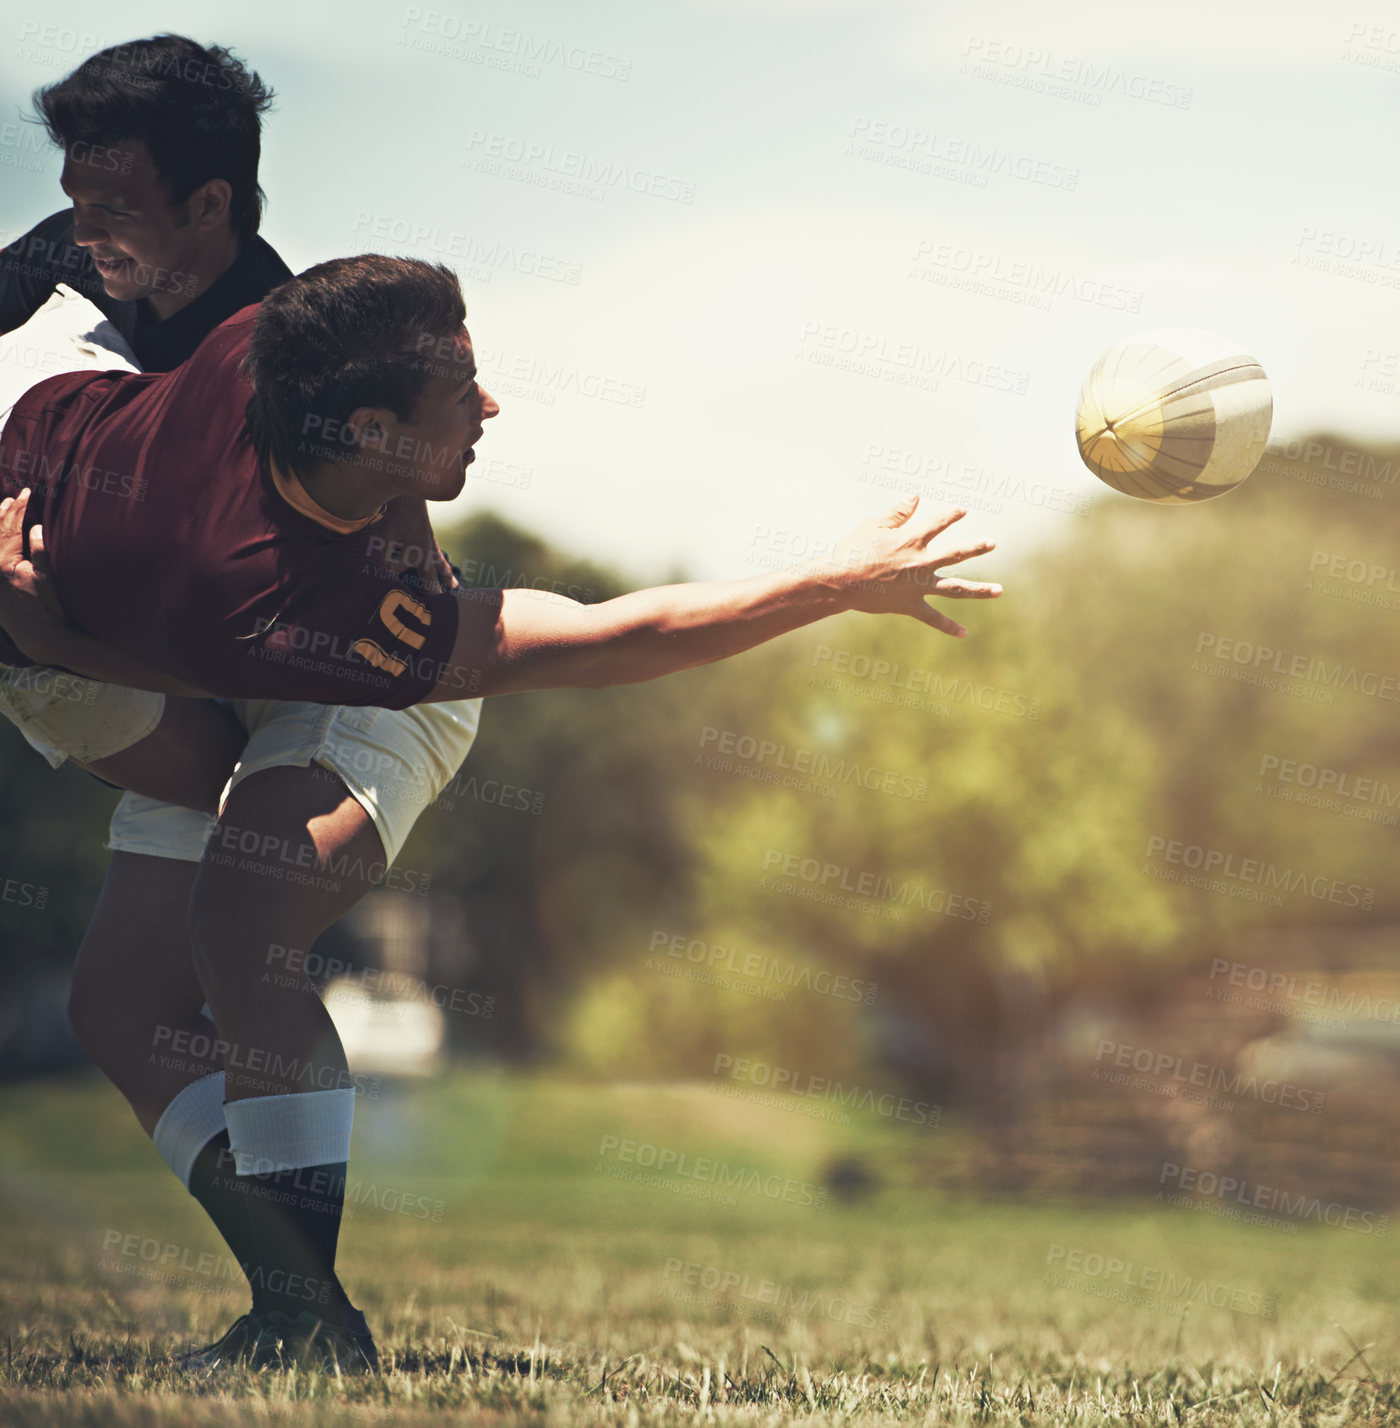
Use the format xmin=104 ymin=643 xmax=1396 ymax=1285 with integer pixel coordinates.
xmin=224 ymin=1088 xmax=355 ymax=1176
xmin=151 ymin=1071 xmax=228 ymax=1190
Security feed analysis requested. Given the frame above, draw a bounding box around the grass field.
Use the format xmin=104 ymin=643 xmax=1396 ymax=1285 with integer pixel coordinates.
xmin=2 ymin=1068 xmax=1399 ymax=1425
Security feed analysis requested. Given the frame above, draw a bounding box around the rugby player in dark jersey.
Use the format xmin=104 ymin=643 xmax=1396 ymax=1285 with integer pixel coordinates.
xmin=0 ymin=37 xmax=494 ymax=1375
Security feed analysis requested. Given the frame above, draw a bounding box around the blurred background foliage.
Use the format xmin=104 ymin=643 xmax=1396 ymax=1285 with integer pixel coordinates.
xmin=3 ymin=437 xmax=1399 ymax=1200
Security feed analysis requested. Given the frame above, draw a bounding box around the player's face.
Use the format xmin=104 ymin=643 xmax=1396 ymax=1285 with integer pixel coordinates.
xmin=393 ymin=328 xmax=500 ymax=501
xmin=61 ymin=140 xmax=207 ymax=310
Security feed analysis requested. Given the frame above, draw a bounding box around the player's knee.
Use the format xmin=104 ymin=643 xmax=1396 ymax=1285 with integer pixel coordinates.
xmin=187 ymin=872 xmax=284 ymax=1004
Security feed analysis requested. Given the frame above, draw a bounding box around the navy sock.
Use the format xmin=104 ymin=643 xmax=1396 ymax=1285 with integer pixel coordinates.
xmin=239 ymin=1160 xmax=353 ymax=1324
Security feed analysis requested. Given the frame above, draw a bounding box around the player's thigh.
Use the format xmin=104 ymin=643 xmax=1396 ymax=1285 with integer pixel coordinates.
xmin=187 ymin=696 xmax=481 ymax=988
xmin=189 ymin=763 xmax=389 ymax=989
xmin=82 ymin=696 xmax=246 ymax=814
xmin=227 ymin=697 xmax=483 ymax=870
xmin=0 ymin=667 xmax=244 ymax=813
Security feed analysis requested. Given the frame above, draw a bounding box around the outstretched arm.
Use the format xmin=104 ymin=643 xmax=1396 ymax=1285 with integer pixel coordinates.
xmin=0 ymin=489 xmax=1001 ymax=704
xmin=423 ymin=497 xmax=1001 ymax=701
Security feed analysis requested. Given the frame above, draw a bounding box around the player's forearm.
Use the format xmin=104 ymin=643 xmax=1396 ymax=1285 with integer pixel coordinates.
xmin=483 ymin=566 xmax=850 ymax=695
xmin=425 ymin=498 xmax=999 ymax=702
xmin=5 ymin=620 xmax=211 ymax=696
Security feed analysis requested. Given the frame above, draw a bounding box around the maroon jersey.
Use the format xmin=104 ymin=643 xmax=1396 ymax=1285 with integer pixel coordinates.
xmin=0 ymin=307 xmax=469 ymax=707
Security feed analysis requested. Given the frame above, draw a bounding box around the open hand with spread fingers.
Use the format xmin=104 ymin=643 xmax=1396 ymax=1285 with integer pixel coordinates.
xmin=824 ymin=495 xmax=1002 ymax=637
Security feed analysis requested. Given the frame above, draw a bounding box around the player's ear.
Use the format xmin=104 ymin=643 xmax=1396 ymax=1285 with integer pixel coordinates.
xmin=345 ymin=405 xmax=395 ymax=452
xmin=190 ymin=178 xmax=233 ymax=233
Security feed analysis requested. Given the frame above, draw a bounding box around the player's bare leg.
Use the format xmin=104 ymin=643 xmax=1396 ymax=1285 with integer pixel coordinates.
xmin=79 ymin=696 xmax=246 ymax=814
xmin=189 ymin=764 xmax=385 ymax=1103
xmin=67 ymin=849 xmax=271 ymax=1360
xmin=69 ymin=852 xmax=221 ymax=1133
xmin=66 ymin=764 xmax=393 ymax=1370
xmin=187 ymin=763 xmax=390 ymax=1367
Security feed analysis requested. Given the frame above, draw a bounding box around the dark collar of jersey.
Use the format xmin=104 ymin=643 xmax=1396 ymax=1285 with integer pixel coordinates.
xmin=126 ymin=233 xmax=293 ymax=372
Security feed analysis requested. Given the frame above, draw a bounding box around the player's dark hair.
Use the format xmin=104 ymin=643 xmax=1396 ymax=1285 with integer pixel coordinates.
xmin=35 ymin=34 xmax=274 ymax=238
xmin=243 ymin=255 xmax=468 ymax=481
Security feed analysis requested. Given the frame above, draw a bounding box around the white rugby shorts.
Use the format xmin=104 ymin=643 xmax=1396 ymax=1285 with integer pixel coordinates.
xmin=109 ymin=696 xmax=482 ymax=866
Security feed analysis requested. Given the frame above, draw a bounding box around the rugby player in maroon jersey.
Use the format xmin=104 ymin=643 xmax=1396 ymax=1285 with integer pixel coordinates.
xmin=0 ymin=37 xmax=488 ymax=1376
xmin=0 ymin=257 xmax=1000 ymax=704
xmin=0 ymin=252 xmax=1002 ymax=1374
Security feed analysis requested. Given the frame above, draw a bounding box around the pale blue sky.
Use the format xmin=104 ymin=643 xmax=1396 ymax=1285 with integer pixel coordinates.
xmin=3 ymin=0 xmax=1397 ymax=578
